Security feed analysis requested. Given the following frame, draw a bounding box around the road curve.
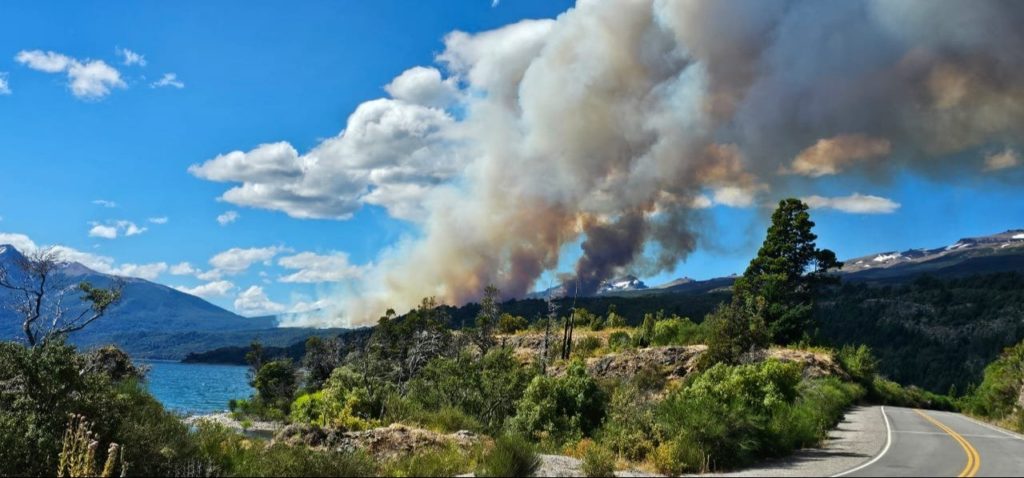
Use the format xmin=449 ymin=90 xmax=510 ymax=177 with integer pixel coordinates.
xmin=836 ymin=406 xmax=1024 ymax=477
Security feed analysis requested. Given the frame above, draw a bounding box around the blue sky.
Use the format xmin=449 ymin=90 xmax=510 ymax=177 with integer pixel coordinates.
xmin=1 ymin=1 xmax=1022 ymax=321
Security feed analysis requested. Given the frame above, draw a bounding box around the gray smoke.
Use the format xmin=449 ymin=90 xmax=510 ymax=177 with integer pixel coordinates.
xmin=196 ymin=0 xmax=1024 ymax=325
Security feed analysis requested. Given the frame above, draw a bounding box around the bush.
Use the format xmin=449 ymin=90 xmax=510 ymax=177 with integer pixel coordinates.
xmin=598 ymin=383 xmax=659 ymax=461
xmin=380 ymin=443 xmax=478 ymax=477
xmin=476 ymin=435 xmax=540 ymax=477
xmin=652 ymin=360 xmax=864 ymax=473
xmin=0 ymin=341 xmax=199 ymax=476
xmin=607 ymin=331 xmax=631 ymax=351
xmin=191 ymin=423 xmax=375 ymax=477
xmin=581 ymin=443 xmax=615 ymax=477
xmin=965 ymin=340 xmax=1024 ymax=423
xmin=509 ymin=359 xmax=606 ymax=443
xmin=651 ymin=317 xmax=704 ymax=346
xmin=252 ymin=359 xmax=298 ymax=414
xmin=701 ymin=297 xmax=769 ymax=367
xmin=870 ymin=377 xmax=956 ymax=411
xmin=573 ymin=335 xmax=603 ymax=358
xmin=837 ymin=344 xmax=878 ymax=384
xmin=404 ymin=348 xmax=536 ymax=433
xmin=498 ymin=313 xmax=530 ymax=334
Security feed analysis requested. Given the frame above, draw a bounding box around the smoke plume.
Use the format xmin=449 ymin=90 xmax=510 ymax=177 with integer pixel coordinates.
xmin=192 ymin=0 xmax=1024 ymax=325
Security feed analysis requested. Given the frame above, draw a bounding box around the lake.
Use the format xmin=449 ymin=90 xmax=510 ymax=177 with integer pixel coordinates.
xmin=139 ymin=360 xmax=253 ymax=415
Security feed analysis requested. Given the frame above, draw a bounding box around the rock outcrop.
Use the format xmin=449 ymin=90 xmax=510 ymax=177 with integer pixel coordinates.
xmin=275 ymin=423 xmax=481 ymax=461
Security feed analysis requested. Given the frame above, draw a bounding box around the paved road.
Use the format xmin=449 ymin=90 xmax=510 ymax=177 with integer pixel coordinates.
xmin=837 ymin=406 xmax=1024 ymax=477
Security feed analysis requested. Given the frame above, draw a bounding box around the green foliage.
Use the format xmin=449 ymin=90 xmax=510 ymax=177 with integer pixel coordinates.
xmin=379 ymin=443 xmax=478 ymax=477
xmin=191 ymin=423 xmax=375 ymax=477
xmin=251 ymin=359 xmax=298 ymax=415
xmin=819 ymin=273 xmax=1024 ymax=393
xmin=290 ymin=366 xmax=378 ymax=430
xmin=965 ymin=340 xmax=1024 ymax=424
xmin=653 ymin=360 xmax=863 ymax=473
xmin=404 ymin=348 xmax=536 ymax=433
xmin=607 ymin=331 xmax=632 ymax=351
xmin=651 ymin=316 xmax=704 ymax=346
xmin=573 ymin=335 xmax=603 ymax=358
xmin=581 ymin=443 xmax=615 ymax=477
xmin=476 ymin=435 xmax=541 ymax=478
xmin=302 ymin=336 xmax=344 ymax=391
xmin=868 ymin=377 xmax=956 ymax=411
xmin=701 ymin=296 xmax=769 ymax=367
xmin=509 ymin=359 xmax=607 ymax=443
xmin=597 ymin=383 xmax=659 ymax=461
xmin=733 ymin=198 xmax=840 ymax=344
xmin=837 ymin=344 xmax=879 ymax=385
xmin=605 ymin=305 xmax=627 ymax=329
xmin=0 ymin=341 xmax=199 ymax=476
xmin=498 ymin=313 xmax=529 ymax=334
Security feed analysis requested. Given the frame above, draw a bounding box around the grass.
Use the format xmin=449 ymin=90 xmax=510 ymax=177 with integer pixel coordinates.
xmin=476 ymin=435 xmax=541 ymax=477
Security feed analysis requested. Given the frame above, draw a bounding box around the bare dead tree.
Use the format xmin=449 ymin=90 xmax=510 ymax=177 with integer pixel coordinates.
xmin=561 ymin=278 xmax=579 ymax=360
xmin=0 ymin=247 xmax=123 ymax=347
xmin=541 ymin=292 xmax=558 ymax=375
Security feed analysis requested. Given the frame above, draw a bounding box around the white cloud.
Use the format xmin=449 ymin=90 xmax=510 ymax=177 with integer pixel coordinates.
xmin=803 ymin=193 xmax=901 ymax=214
xmin=234 ymin=285 xmax=286 ymax=316
xmin=0 ymin=73 xmax=10 ymax=95
xmin=151 ymin=72 xmax=184 ymax=89
xmin=108 ymin=262 xmax=168 ymax=280
xmin=196 ymin=269 xmax=224 ymax=281
xmin=277 ymin=251 xmax=364 ymax=283
xmin=384 ymin=66 xmax=459 ymax=108
xmin=117 ymin=47 xmax=146 ymax=67
xmin=175 ymin=280 xmax=235 ymax=299
xmin=169 ymin=262 xmax=197 ymax=275
xmin=15 ymin=49 xmax=125 ymax=99
xmin=0 ymin=231 xmax=166 ymax=280
xmin=216 ymin=210 xmax=240 ymax=226
xmin=0 ymin=232 xmax=39 ymax=252
xmin=88 ymin=224 xmax=118 ymax=239
xmin=188 ymin=96 xmax=464 ymax=221
xmin=88 ymin=220 xmax=147 ymax=239
xmin=711 ymin=186 xmax=762 ymax=208
xmin=148 ymin=216 xmax=169 ymax=224
xmin=16 ymin=50 xmax=72 ymax=72
xmin=983 ymin=148 xmax=1020 ymax=172
xmin=209 ymin=246 xmax=284 ymax=275
xmin=92 ymin=199 xmax=117 ymax=208
xmin=117 ymin=220 xmax=147 ymax=236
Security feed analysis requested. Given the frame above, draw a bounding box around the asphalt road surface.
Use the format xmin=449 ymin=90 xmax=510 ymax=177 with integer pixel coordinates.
xmin=837 ymin=406 xmax=1024 ymax=477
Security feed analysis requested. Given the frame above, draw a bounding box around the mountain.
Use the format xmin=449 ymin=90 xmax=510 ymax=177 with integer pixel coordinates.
xmin=840 ymin=229 xmax=1024 ymax=282
xmin=0 ymin=244 xmax=338 ymax=358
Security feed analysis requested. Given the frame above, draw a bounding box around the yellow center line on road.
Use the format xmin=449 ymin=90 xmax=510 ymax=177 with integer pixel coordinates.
xmin=913 ymin=409 xmax=981 ymax=477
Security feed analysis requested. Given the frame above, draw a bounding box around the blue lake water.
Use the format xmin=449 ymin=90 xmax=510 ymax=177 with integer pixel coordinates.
xmin=139 ymin=360 xmax=253 ymax=415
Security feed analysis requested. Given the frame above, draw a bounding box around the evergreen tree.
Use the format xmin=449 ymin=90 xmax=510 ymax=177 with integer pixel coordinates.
xmin=733 ymin=198 xmax=841 ymax=344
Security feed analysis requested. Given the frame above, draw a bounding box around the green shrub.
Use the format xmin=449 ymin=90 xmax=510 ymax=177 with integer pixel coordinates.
xmin=598 ymin=383 xmax=659 ymax=461
xmin=405 ymin=348 xmax=536 ymax=433
xmin=0 ymin=341 xmax=199 ymax=476
xmin=573 ymin=336 xmax=603 ymax=358
xmin=965 ymin=340 xmax=1024 ymax=422
xmin=581 ymin=443 xmax=615 ymax=477
xmin=655 ymin=360 xmax=816 ymax=472
xmin=251 ymin=359 xmax=298 ymax=415
xmin=380 ymin=443 xmax=478 ymax=477
xmin=192 ymin=423 xmax=375 ymax=477
xmin=837 ymin=344 xmax=879 ymax=384
xmin=869 ymin=377 xmax=956 ymax=411
xmin=510 ymin=359 xmax=606 ymax=443
xmin=700 ymin=297 xmax=769 ymax=367
xmin=498 ymin=313 xmax=530 ymax=334
xmin=651 ymin=317 xmax=704 ymax=346
xmin=607 ymin=331 xmax=631 ymax=351
xmin=476 ymin=435 xmax=540 ymax=477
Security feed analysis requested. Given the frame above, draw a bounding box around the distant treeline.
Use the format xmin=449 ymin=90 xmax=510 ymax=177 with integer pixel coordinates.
xmin=817 ymin=272 xmax=1024 ymax=394
xmin=185 ymin=272 xmax=1024 ymax=396
xmin=182 ymin=293 xmax=731 ymax=365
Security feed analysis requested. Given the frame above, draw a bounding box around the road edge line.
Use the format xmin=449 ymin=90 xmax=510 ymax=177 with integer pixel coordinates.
xmin=948 ymin=412 xmax=1024 ymax=441
xmin=832 ymin=405 xmax=892 ymax=477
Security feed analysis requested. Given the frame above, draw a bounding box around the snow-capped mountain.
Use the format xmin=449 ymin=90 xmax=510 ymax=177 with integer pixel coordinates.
xmin=598 ymin=275 xmax=648 ymax=294
xmin=840 ymin=229 xmax=1024 ymax=280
